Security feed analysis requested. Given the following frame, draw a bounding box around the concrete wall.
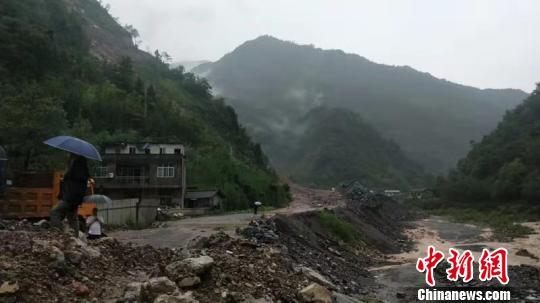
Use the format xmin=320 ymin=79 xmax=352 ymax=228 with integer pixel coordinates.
xmin=95 ymin=198 xmax=159 ymax=226
xmin=95 ymin=199 xmax=138 ymax=226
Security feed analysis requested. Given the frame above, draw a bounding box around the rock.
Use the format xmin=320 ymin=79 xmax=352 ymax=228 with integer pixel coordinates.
xmin=0 ymin=281 xmax=19 ymax=295
xmin=166 ymin=256 xmax=214 ymax=277
xmin=299 ymin=283 xmax=332 ymax=303
xmin=178 ymin=276 xmax=201 ymax=288
xmin=153 ymin=292 xmax=199 ymax=303
xmin=70 ymin=237 xmax=101 ymax=258
xmin=300 ymin=267 xmax=337 ymax=290
xmin=123 ymin=282 xmax=144 ymax=302
xmin=144 ymin=277 xmax=178 ymax=300
xmin=33 ymin=219 xmax=50 ymax=227
xmin=50 ymin=246 xmax=66 ymax=263
xmin=72 ymin=281 xmax=90 ymax=297
xmin=333 ymin=292 xmax=364 ymax=303
xmin=66 ymin=250 xmax=84 ymax=265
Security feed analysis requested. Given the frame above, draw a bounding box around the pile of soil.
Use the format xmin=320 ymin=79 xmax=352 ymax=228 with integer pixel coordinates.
xmin=240 ymin=193 xmax=416 ymax=295
xmin=0 ymin=220 xmax=325 ymax=302
xmin=338 ymin=193 xmax=415 ymax=253
xmin=0 ymin=220 xmax=178 ymax=302
xmin=188 ymin=232 xmax=309 ymax=302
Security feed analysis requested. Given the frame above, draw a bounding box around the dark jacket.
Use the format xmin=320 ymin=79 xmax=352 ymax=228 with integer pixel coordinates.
xmin=60 ymin=156 xmax=90 ymax=206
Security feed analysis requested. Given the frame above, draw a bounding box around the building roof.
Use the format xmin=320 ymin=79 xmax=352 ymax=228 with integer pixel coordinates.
xmin=185 ymin=190 xmax=219 ymax=199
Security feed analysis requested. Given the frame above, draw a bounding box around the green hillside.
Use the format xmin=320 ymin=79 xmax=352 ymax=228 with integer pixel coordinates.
xmin=437 ymin=85 xmax=540 ymax=202
xmin=194 ymin=36 xmax=527 ymax=177
xmin=0 ymin=0 xmax=290 ymax=210
xmin=285 ymin=107 xmax=427 ymax=188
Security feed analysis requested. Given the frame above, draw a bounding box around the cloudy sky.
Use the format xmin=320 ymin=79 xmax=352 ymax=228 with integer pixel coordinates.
xmin=104 ymin=0 xmax=539 ymax=92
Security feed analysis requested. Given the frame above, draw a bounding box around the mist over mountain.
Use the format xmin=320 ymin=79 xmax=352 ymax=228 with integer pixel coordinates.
xmin=194 ymin=36 xmax=527 ymax=181
xmin=171 ymin=60 xmax=211 ymax=72
xmin=285 ymin=107 xmax=427 ymax=188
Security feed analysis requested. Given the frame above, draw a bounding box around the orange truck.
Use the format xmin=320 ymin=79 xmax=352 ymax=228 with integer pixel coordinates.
xmin=0 ymin=171 xmax=95 ymax=219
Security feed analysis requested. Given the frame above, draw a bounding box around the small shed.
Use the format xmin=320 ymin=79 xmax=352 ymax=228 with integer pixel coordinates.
xmin=184 ymin=190 xmax=222 ymax=209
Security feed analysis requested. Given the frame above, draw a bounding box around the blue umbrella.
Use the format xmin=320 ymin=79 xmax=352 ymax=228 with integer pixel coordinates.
xmin=43 ymin=136 xmax=102 ymax=161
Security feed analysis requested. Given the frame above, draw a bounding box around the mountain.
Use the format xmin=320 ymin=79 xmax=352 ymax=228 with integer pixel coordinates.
xmin=172 ymin=60 xmax=211 ymax=72
xmin=0 ymin=0 xmax=289 ymax=210
xmin=284 ymin=107 xmax=427 ymax=188
xmin=438 ymin=86 xmax=540 ymax=202
xmin=194 ymin=36 xmax=527 ymax=177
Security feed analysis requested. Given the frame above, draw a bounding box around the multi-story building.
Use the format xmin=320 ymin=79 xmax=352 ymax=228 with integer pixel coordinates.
xmin=94 ymin=143 xmax=186 ymax=206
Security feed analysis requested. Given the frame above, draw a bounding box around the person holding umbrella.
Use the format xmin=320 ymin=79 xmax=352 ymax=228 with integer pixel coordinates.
xmin=50 ymin=154 xmax=91 ymax=235
xmin=253 ymin=200 xmax=262 ymax=215
xmin=44 ymin=136 xmax=102 ymax=236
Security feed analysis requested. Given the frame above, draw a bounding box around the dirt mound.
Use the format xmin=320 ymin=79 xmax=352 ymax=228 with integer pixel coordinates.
xmin=338 ymin=193 xmax=415 ymax=253
xmin=0 ymin=220 xmax=177 ymax=302
xmin=239 ymin=193 xmax=414 ymax=295
xmin=188 ymin=232 xmax=309 ymax=302
xmin=0 ymin=220 xmax=322 ymax=302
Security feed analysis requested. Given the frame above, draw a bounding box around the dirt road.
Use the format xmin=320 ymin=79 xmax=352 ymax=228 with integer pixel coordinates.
xmin=111 ymin=183 xmax=343 ymax=248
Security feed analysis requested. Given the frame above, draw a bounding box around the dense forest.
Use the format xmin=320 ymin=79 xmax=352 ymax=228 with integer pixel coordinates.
xmin=194 ymin=36 xmax=526 ymax=178
xmin=283 ymin=107 xmax=427 ymax=189
xmin=437 ymin=85 xmax=540 ymax=203
xmin=0 ymin=0 xmax=290 ymax=210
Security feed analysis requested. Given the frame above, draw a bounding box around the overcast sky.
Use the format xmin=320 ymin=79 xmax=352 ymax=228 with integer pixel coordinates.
xmin=104 ymin=0 xmax=539 ymax=92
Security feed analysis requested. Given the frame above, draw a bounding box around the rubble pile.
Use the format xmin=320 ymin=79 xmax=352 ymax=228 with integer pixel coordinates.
xmin=187 ymin=232 xmax=310 ymax=302
xmin=0 ymin=221 xmax=180 ymax=302
xmin=0 ymin=219 xmax=344 ymax=303
xmin=339 ymin=193 xmax=415 ymax=253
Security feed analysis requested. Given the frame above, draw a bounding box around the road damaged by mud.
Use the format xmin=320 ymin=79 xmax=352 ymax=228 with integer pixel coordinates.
xmin=1 ymin=193 xmax=539 ymax=302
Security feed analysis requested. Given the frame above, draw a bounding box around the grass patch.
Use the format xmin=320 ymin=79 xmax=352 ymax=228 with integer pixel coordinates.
xmin=318 ymin=210 xmax=362 ymax=244
xmin=405 ymin=199 xmax=540 ymax=240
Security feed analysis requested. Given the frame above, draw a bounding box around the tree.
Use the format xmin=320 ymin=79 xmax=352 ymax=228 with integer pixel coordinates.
xmin=123 ymin=24 xmax=141 ymax=47
xmin=492 ymin=158 xmax=527 ymax=200
xmin=113 ymin=56 xmax=135 ymax=91
xmin=0 ymin=86 xmax=67 ymax=170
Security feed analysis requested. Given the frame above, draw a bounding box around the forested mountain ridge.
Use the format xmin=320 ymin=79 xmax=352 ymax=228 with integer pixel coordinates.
xmin=438 ymin=85 xmax=540 ymax=202
xmin=285 ymin=107 xmax=427 ymax=189
xmin=194 ymin=36 xmax=527 ymax=175
xmin=0 ymin=0 xmax=290 ymax=209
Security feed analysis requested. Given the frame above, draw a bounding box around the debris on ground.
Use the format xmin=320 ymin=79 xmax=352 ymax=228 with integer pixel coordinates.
xmin=2 ymin=189 xmax=539 ymax=303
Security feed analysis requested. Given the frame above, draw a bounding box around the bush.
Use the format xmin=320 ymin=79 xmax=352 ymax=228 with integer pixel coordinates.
xmin=318 ymin=210 xmax=361 ymax=244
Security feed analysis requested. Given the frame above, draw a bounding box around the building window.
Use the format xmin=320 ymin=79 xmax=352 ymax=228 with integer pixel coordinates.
xmin=159 ymin=147 xmax=165 ymax=154
xmin=174 ymin=148 xmax=182 ymax=155
xmin=157 ymin=164 xmax=175 ymax=178
xmin=129 ymin=147 xmax=136 ymax=154
xmin=94 ymin=166 xmax=109 ymax=178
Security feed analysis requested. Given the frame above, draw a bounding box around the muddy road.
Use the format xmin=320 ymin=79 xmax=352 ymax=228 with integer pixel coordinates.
xmin=111 ymin=184 xmax=344 ymax=248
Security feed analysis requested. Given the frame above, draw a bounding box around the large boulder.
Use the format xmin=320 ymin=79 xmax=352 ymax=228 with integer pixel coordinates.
xmin=299 ymin=283 xmax=332 ymax=303
xmin=143 ymin=277 xmax=179 ymax=301
xmin=166 ymin=256 xmax=214 ymax=278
